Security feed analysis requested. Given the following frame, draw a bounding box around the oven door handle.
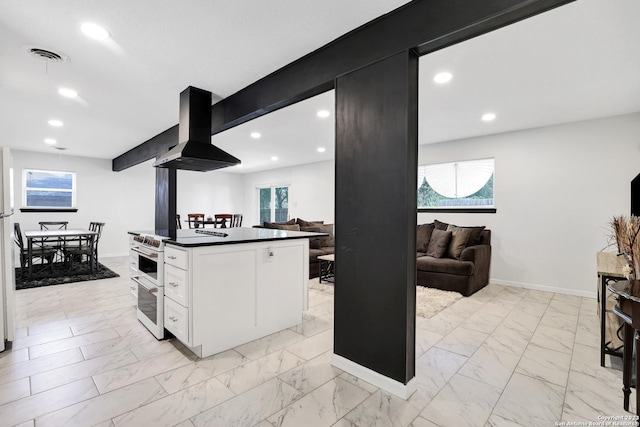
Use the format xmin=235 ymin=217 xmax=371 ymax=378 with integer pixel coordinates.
xmin=131 ymin=276 xmax=158 ymax=294
xmin=131 ymin=247 xmax=158 ymax=259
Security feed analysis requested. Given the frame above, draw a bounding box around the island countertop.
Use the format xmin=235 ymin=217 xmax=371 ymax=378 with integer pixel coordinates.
xmin=128 ymin=227 xmax=326 ymax=247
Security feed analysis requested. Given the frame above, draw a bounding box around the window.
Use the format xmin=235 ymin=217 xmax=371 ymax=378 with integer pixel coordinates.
xmin=258 ymin=185 xmax=289 ymax=223
xmin=23 ymin=169 xmax=76 ymax=208
xmin=417 ymin=158 xmax=494 ymax=210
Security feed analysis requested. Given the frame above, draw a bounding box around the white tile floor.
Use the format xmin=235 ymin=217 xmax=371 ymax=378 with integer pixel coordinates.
xmin=0 ymin=256 xmax=633 ymax=427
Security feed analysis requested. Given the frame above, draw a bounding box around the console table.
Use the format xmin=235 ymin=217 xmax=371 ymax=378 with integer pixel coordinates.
xmin=598 ymin=251 xmax=627 ymax=366
xmin=608 ymin=279 xmax=640 ymax=415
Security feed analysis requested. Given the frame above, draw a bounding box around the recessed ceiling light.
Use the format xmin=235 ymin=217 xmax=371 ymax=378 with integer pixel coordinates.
xmin=433 ymin=72 xmax=453 ymax=84
xmin=271 ymin=156 xmax=278 ymax=161
xmin=58 ymin=87 xmax=78 ymax=98
xmin=317 ymin=147 xmax=326 ymax=153
xmin=44 ymin=138 xmax=57 ymax=145
xmin=80 ymin=22 xmax=110 ymax=41
xmin=250 ymin=132 xmax=261 ymax=139
xmin=317 ymin=110 xmax=330 ymax=118
xmin=48 ymin=119 xmax=63 ymax=127
xmin=482 ymin=113 xmax=496 ymax=122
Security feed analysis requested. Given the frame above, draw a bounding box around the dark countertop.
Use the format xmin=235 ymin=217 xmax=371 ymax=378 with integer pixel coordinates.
xmin=128 ymin=227 xmax=327 ymax=248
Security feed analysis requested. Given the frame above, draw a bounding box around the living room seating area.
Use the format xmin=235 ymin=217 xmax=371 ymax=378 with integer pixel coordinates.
xmin=416 ymin=219 xmax=491 ymax=296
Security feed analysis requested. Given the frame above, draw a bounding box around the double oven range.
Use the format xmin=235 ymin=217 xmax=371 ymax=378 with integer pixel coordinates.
xmin=129 ymin=233 xmax=166 ymax=339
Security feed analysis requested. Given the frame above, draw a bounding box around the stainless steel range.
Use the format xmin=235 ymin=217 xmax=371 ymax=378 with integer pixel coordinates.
xmin=129 ymin=233 xmax=166 ymax=339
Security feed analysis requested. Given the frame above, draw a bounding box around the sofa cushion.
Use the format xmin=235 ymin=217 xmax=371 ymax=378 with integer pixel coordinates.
xmin=319 ymin=246 xmax=334 ymax=255
xmin=416 ymin=256 xmax=474 ymax=276
xmin=263 ymin=219 xmax=296 ymax=228
xmin=446 ymin=225 xmax=472 ymax=259
xmin=309 ymin=248 xmax=325 ymax=262
xmin=417 ymin=251 xmax=427 ymax=258
xmin=301 ymin=224 xmax=334 ymax=248
xmin=274 ymin=224 xmax=300 ymax=231
xmin=434 ymin=219 xmax=449 ymax=230
xmin=300 ymin=226 xmax=322 ymax=249
xmin=297 ymin=218 xmax=324 ymax=227
xmin=416 ymin=223 xmax=435 ymax=252
xmin=426 ymin=229 xmax=451 ymax=258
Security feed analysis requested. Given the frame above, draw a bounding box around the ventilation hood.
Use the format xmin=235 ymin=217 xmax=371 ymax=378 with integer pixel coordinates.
xmin=153 ymin=86 xmax=240 ymax=172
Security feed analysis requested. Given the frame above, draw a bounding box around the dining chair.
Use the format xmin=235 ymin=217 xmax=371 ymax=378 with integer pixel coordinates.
xmin=14 ymin=222 xmax=56 ymax=278
xmin=187 ymin=213 xmax=205 ymax=228
xmin=231 ymin=214 xmax=243 ymax=227
xmin=64 ymin=222 xmax=105 ymax=271
xmin=176 ymin=214 xmax=182 ymax=229
xmin=39 ymin=221 xmax=68 ymax=230
xmin=38 ymin=221 xmax=69 ymax=259
xmin=214 ymin=214 xmax=233 ymax=228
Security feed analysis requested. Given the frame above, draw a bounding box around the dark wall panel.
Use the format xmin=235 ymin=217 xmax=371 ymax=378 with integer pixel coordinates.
xmin=335 ymin=50 xmax=418 ymax=384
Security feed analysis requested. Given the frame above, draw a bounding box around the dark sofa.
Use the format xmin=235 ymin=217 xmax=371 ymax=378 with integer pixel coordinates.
xmin=254 ymin=218 xmax=334 ymax=279
xmin=416 ymin=220 xmax=491 ymax=296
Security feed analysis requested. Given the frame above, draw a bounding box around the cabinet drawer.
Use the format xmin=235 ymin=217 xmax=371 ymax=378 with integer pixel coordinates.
xmin=164 ymin=264 xmax=189 ymax=307
xmin=164 ymin=298 xmax=189 ymax=345
xmin=165 ymin=246 xmax=188 ymax=269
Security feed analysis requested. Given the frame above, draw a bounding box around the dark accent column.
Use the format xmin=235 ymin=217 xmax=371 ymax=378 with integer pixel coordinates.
xmin=155 ymin=151 xmax=177 ymax=234
xmin=334 ymin=50 xmax=418 ymax=384
xmin=632 ymin=172 xmax=640 ymax=216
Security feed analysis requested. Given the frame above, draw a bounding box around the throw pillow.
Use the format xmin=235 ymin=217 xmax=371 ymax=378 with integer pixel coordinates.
xmin=300 ymin=226 xmax=323 ymax=249
xmin=446 ymin=225 xmax=472 ymax=259
xmin=426 ymin=229 xmax=452 ymax=258
xmin=296 ymin=218 xmax=324 ymax=227
xmin=416 ymin=223 xmax=435 ymax=252
xmin=434 ymin=219 xmax=449 ymax=231
xmin=460 ymin=225 xmax=486 ymax=246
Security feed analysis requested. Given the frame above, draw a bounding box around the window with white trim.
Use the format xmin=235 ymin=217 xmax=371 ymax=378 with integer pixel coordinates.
xmin=417 ymin=158 xmax=494 ymax=209
xmin=257 ymin=185 xmax=289 ymax=224
xmin=23 ymin=169 xmax=76 ymax=208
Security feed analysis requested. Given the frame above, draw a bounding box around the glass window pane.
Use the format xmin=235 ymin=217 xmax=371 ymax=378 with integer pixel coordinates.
xmin=26 ymin=190 xmax=72 ymax=207
xmin=418 ymin=158 xmax=494 ymax=208
xmin=259 ymin=188 xmax=271 ymax=224
xmin=26 ymin=170 xmax=73 ymax=190
xmin=274 ymin=187 xmax=288 ymax=222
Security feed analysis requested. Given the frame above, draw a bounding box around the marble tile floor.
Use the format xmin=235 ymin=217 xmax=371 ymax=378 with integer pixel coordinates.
xmin=0 ymin=256 xmax=633 ymax=426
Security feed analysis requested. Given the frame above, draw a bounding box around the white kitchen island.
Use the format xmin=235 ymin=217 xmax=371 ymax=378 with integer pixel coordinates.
xmin=161 ymin=227 xmax=319 ymax=358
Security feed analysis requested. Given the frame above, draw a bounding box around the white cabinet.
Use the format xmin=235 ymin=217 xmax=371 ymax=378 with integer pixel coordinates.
xmin=163 ymin=246 xmax=191 ymax=346
xmin=164 ymin=239 xmax=308 ymax=358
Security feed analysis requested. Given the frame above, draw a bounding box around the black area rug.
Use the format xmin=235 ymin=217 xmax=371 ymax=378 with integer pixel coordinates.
xmin=15 ymin=262 xmax=120 ymax=290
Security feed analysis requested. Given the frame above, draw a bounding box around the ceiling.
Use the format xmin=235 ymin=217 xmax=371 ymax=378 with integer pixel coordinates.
xmin=1 ymin=0 xmax=639 ymax=173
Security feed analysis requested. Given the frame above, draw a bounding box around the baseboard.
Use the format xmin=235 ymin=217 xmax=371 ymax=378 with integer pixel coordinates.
xmin=331 ymin=353 xmax=417 ymax=400
xmin=490 ymin=278 xmax=596 ymax=299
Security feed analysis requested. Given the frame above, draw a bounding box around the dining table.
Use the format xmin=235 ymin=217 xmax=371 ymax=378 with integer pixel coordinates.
xmin=24 ymin=228 xmax=99 ymax=280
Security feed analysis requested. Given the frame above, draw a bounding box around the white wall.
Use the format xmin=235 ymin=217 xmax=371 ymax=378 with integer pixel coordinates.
xmin=417 ymin=112 xmax=640 ymax=297
xmin=11 ymin=150 xmax=155 ymax=259
xmin=241 ymin=160 xmax=335 ymax=226
xmin=176 ymin=169 xmax=244 ymax=224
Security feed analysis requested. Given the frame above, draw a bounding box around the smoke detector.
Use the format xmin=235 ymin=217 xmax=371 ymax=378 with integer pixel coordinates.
xmin=26 ymin=46 xmax=69 ymax=63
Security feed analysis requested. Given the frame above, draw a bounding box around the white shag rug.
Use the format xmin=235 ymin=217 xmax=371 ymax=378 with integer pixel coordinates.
xmin=308 ymin=279 xmax=462 ymax=319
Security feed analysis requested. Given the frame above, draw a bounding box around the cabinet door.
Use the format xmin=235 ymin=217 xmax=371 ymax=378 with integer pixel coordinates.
xmin=165 ymin=246 xmax=188 ymax=269
xmin=164 ymin=264 xmax=189 ymax=307
xmin=191 ymin=248 xmax=257 ymax=346
xmin=257 ymin=243 xmax=304 ymax=331
xmin=165 ymin=297 xmax=189 ymax=345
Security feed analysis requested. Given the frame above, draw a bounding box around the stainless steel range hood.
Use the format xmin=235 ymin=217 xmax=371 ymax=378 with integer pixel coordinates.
xmin=153 ymin=86 xmax=240 ymax=172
